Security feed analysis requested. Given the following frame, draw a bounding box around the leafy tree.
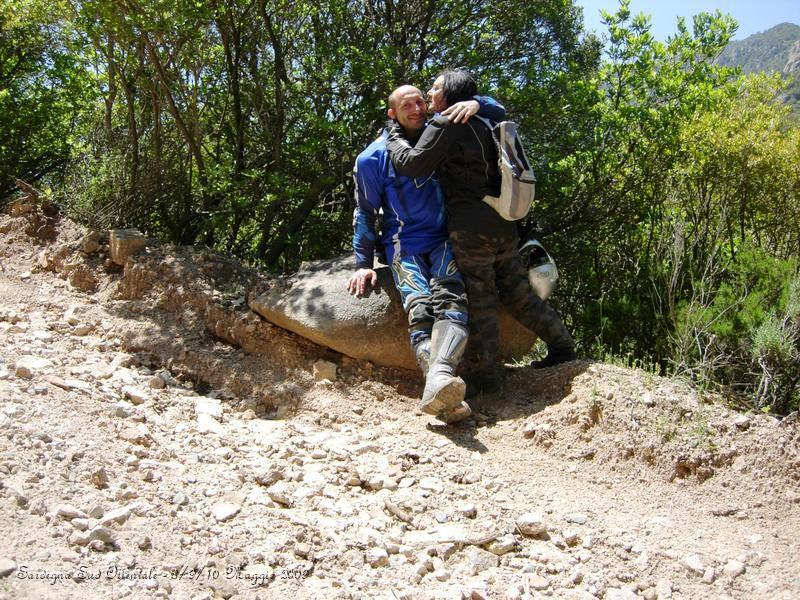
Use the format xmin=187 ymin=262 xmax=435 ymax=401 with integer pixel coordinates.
xmin=59 ymin=0 xmax=598 ymax=271
xmin=0 ymin=0 xmax=94 ymax=202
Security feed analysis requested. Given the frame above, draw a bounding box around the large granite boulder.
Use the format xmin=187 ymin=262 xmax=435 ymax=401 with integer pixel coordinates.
xmin=248 ymin=254 xmax=537 ymax=370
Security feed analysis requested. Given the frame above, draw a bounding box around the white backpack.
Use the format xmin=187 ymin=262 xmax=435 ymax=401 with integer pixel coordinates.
xmin=475 ymin=116 xmax=536 ymax=221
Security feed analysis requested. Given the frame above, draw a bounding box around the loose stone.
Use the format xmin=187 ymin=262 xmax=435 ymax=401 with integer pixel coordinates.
xmin=91 ymin=467 xmax=110 ymax=489
xmin=486 ymin=534 xmax=516 ymax=556
xmin=211 ymin=501 xmax=241 ymax=522
xmin=516 ymin=512 xmax=547 ymax=537
xmin=0 ymin=558 xmax=16 ymax=578
xmin=56 ymin=505 xmax=88 ymax=520
xmin=123 ymin=386 xmax=149 ymax=405
xmin=525 ymin=574 xmax=550 ymax=591
xmin=682 ymin=554 xmax=706 ymax=575
xmin=723 ymin=559 xmax=746 ymax=578
xmin=14 ymin=356 xmax=52 ymax=379
xmin=89 ymin=526 xmax=116 ymax=545
xmin=463 ymin=546 xmax=499 ymax=575
xmin=313 ymin=360 xmax=338 ymax=382
xmin=366 ymin=547 xmax=389 ymax=568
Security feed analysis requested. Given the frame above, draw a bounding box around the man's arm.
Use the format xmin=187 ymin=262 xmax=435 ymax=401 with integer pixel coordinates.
xmin=475 ymin=95 xmax=506 ymax=122
xmin=349 ymin=152 xmax=382 ymax=297
xmin=385 ymin=116 xmax=453 ymax=178
xmin=443 ymin=95 xmax=507 ymax=123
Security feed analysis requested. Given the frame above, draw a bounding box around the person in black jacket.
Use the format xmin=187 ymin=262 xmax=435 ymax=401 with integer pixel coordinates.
xmin=385 ymin=69 xmax=576 ymax=395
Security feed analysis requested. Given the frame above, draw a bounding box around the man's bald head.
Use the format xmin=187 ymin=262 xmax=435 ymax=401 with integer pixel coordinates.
xmin=387 ymin=85 xmax=427 ymax=134
xmin=388 ymin=85 xmax=422 ymax=109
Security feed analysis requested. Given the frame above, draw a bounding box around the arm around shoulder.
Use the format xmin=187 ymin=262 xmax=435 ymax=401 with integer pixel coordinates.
xmin=385 ymin=117 xmax=451 ymax=178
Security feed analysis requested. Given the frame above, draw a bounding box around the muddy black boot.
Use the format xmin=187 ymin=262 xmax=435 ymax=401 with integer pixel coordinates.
xmin=464 ymin=367 xmax=504 ymax=399
xmin=530 ymin=346 xmax=576 ymax=369
xmin=419 ymin=321 xmax=468 ymax=415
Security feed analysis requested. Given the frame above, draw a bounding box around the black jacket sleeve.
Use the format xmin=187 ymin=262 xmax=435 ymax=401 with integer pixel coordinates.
xmin=385 ymin=115 xmax=455 ymax=178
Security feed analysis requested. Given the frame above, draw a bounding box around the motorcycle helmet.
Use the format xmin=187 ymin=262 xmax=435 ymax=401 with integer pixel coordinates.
xmin=519 ymin=239 xmax=558 ymax=300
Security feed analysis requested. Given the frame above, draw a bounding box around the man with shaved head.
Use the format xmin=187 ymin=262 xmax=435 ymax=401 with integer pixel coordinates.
xmin=348 ymin=84 xmax=504 ymax=422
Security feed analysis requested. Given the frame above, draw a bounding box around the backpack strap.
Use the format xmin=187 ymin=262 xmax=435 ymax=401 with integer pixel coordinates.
xmin=472 ymin=114 xmax=495 ymax=131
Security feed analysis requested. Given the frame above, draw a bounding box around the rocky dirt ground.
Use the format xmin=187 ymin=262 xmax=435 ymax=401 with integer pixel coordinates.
xmin=0 ymin=203 xmax=798 ymax=600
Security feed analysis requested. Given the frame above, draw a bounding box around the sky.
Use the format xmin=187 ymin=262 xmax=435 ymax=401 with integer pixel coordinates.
xmin=576 ymin=0 xmax=800 ymax=41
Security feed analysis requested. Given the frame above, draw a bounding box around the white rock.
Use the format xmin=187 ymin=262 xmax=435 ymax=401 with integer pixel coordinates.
xmin=605 ymin=588 xmax=637 ymax=600
xmin=566 ymin=514 xmax=588 ymax=525
xmin=516 ymin=512 xmax=547 ymax=537
xmin=2 ymin=405 xmax=23 ymax=420
xmin=211 ymin=501 xmax=241 ymax=522
xmin=0 ymin=558 xmax=16 ymax=578
xmin=525 ymin=574 xmax=550 ymax=591
xmin=100 ymin=506 xmax=131 ymax=526
xmin=45 ymin=375 xmax=91 ymax=391
xmin=462 ymin=546 xmax=499 ymax=575
xmin=505 ymin=585 xmax=522 ymax=600
xmin=110 ymin=401 xmax=134 ymax=418
xmin=313 ymin=360 xmax=337 ymax=382
xmin=734 ymin=415 xmax=751 ymax=431
xmin=64 ymin=305 xmax=85 ymax=326
xmin=723 ymin=559 xmax=746 ymax=578
xmin=568 ymin=566 xmax=584 ymax=585
xmin=109 ymin=229 xmax=146 ymax=265
xmin=310 ymin=448 xmax=327 ymax=460
xmin=683 ymin=554 xmax=706 ymax=575
xmin=56 ymin=505 xmax=88 ymax=520
xmin=562 ymin=529 xmax=580 ymax=546
xmin=266 ymin=481 xmax=293 ymax=506
xmin=14 ymin=356 xmax=52 ymax=379
xmin=366 ymin=547 xmax=389 ymax=568
xmin=68 ymin=531 xmax=90 ymax=547
xmin=486 ymin=533 xmax=516 ymax=556
xmin=197 ymin=413 xmax=223 ymax=435
xmin=655 ymin=580 xmax=673 ymax=598
xmin=32 ymin=329 xmax=53 ymax=341
xmin=123 ymin=386 xmax=149 ymax=405
xmin=117 ymin=423 xmax=153 ymax=446
xmin=419 ymin=477 xmax=444 ymax=493
xmin=457 ymin=503 xmax=477 ymax=518
xmin=72 ymin=324 xmax=93 ymax=337
xmin=194 ymin=397 xmax=223 ymax=418
xmin=89 ymin=526 xmax=116 ymax=544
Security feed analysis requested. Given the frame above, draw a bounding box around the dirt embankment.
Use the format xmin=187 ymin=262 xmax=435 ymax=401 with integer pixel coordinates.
xmin=0 ymin=202 xmax=798 ymax=600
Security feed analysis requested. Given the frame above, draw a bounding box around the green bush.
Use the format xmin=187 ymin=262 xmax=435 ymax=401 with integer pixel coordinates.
xmin=751 ymin=277 xmax=800 ymax=414
xmin=670 ymin=251 xmax=799 ymax=413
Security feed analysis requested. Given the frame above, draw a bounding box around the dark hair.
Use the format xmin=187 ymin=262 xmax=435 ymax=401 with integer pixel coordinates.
xmin=440 ymin=69 xmax=478 ymax=107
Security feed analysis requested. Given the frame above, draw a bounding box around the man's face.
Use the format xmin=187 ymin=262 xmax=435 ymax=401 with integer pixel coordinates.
xmin=427 ymin=75 xmax=446 ymax=114
xmin=388 ymin=86 xmax=427 ymax=133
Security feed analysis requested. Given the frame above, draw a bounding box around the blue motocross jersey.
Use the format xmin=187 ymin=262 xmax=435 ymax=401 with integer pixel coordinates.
xmin=352 ymin=96 xmax=506 ymax=268
xmin=352 ymin=131 xmax=447 ymax=268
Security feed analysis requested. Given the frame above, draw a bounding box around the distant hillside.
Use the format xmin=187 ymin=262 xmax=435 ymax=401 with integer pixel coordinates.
xmin=717 ymin=22 xmax=800 ymax=110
